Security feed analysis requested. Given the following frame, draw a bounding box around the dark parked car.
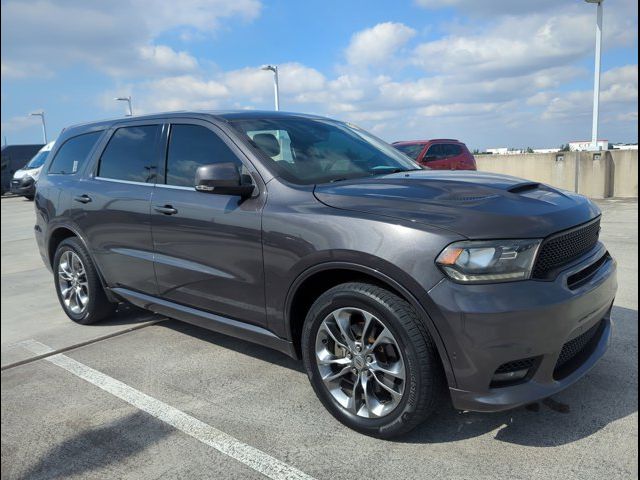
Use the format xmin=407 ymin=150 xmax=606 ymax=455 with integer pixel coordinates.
xmin=1 ymin=144 xmax=44 ymax=195
xmin=35 ymin=111 xmax=616 ymax=438
xmin=393 ymin=139 xmax=477 ymax=170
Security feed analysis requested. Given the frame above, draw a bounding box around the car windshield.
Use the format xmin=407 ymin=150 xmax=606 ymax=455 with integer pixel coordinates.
xmin=228 ymin=117 xmax=420 ymax=184
xmin=25 ymin=150 xmax=49 ymax=169
xmin=394 ymin=143 xmax=425 ymax=161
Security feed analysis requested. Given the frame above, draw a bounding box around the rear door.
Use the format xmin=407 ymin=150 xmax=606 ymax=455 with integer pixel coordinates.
xmin=150 ymin=119 xmax=267 ymax=327
xmin=71 ymin=120 xmax=164 ymax=294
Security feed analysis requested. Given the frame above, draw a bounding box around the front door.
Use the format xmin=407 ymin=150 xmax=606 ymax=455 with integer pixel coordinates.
xmin=150 ymin=120 xmax=266 ymax=327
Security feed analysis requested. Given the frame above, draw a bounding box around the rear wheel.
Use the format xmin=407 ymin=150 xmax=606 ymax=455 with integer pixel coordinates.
xmin=53 ymin=237 xmax=117 ymax=324
xmin=302 ymin=282 xmax=442 ymax=438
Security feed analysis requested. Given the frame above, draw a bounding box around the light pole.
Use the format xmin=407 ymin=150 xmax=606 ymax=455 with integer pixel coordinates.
xmin=585 ymin=0 xmax=604 ymax=151
xmin=115 ymin=96 xmax=133 ymax=116
xmin=261 ymin=65 xmax=280 ymax=111
xmin=30 ymin=111 xmax=47 ymax=144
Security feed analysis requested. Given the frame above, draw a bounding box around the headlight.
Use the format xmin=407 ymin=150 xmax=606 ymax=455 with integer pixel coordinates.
xmin=436 ymin=239 xmax=541 ymax=283
xmin=30 ymin=168 xmax=43 ymax=181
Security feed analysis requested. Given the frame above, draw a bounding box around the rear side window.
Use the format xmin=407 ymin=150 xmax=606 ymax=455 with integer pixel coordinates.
xmin=165 ymin=124 xmax=242 ymax=187
xmin=98 ymin=125 xmax=161 ymax=183
xmin=425 ymin=143 xmax=463 ymax=160
xmin=48 ymin=132 xmax=102 ymax=174
xmin=444 ymin=144 xmax=463 ymax=156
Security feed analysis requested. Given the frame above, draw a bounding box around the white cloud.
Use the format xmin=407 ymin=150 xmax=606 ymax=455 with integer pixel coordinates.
xmin=412 ymin=10 xmax=634 ymax=80
xmin=2 ymin=0 xmax=636 ymax=148
xmin=0 ymin=0 xmax=261 ymax=79
xmin=414 ymin=0 xmax=562 ymax=15
xmin=0 ymin=114 xmax=46 ymax=140
xmin=134 ymin=76 xmax=229 ymax=113
xmin=345 ymin=22 xmax=416 ymax=67
xmin=138 ymin=46 xmax=199 ymax=72
xmin=541 ymin=65 xmax=638 ymax=121
xmin=1 ymin=61 xmax=52 ymax=79
xmin=127 ymin=63 xmax=328 ymax=114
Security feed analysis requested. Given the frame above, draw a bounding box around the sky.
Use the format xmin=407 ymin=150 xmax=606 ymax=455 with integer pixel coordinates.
xmin=1 ymin=0 xmax=637 ymax=150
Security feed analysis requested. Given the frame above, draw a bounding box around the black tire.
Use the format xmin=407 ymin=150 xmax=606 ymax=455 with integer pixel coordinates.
xmin=53 ymin=237 xmax=117 ymax=324
xmin=302 ymin=282 xmax=443 ymax=438
xmin=25 ymin=195 xmax=34 ymax=201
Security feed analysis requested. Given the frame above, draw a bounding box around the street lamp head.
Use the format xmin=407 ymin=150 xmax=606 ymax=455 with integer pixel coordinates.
xmin=584 ymin=0 xmax=602 ymax=3
xmin=261 ymin=65 xmax=277 ymax=72
xmin=114 ymin=97 xmax=130 ymax=101
xmin=29 ymin=111 xmax=44 ymax=117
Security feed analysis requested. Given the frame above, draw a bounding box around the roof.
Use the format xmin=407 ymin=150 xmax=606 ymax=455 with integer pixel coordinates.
xmin=63 ymin=110 xmax=330 ymax=132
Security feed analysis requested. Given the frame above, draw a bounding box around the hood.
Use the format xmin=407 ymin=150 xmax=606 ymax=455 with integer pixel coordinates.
xmin=314 ymin=170 xmax=600 ymax=239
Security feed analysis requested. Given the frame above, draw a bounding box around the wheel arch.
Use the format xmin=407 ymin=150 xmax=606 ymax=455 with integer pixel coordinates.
xmin=47 ymin=225 xmax=118 ymax=303
xmin=284 ymin=262 xmax=456 ymax=387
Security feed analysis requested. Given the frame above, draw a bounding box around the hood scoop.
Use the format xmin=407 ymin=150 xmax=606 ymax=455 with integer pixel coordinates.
xmin=507 ymin=182 xmax=541 ymax=194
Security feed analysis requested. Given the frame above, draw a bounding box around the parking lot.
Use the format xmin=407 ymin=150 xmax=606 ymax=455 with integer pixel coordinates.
xmin=1 ymin=194 xmax=637 ymax=479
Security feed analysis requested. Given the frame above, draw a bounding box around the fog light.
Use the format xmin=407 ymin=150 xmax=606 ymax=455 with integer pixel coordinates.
xmin=491 ymin=368 xmax=529 ymax=387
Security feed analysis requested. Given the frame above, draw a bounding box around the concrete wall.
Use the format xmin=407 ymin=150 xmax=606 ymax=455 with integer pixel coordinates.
xmin=474 ymin=150 xmax=637 ymax=198
xmin=610 ymin=149 xmax=638 ymax=198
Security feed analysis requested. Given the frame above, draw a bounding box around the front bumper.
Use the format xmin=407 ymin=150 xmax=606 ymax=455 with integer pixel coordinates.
xmin=10 ymin=177 xmax=35 ymax=197
xmin=428 ymin=243 xmax=617 ymax=412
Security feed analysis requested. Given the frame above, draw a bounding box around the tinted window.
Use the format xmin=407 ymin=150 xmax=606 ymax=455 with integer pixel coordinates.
xmin=247 ymin=129 xmax=295 ymax=163
xmin=229 ymin=117 xmax=418 ymax=185
xmin=445 ymin=144 xmax=463 ymax=156
xmin=166 ymin=124 xmax=242 ymax=187
xmin=98 ymin=125 xmax=160 ymax=183
xmin=394 ymin=143 xmax=425 ymax=161
xmin=425 ymin=143 xmax=462 ymax=160
xmin=48 ymin=132 xmax=102 ymax=174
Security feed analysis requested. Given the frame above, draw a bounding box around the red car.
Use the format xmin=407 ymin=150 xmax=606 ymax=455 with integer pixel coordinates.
xmin=392 ymin=139 xmax=477 ymax=170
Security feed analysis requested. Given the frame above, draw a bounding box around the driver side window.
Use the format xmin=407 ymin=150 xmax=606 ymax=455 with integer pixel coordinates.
xmin=166 ymin=124 xmax=244 ymax=187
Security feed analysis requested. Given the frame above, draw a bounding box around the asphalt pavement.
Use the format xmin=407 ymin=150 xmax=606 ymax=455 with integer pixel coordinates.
xmin=1 ymin=194 xmax=637 ymax=480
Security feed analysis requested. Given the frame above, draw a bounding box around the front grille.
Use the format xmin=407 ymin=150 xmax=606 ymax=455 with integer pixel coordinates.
xmin=532 ymin=218 xmax=601 ymax=279
xmin=554 ymin=320 xmax=604 ymax=379
xmin=567 ymin=253 xmax=611 ymax=290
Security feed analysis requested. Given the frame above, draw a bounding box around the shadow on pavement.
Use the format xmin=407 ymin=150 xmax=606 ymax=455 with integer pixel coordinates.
xmin=158 ymin=305 xmax=636 ymax=448
xmin=17 ymin=411 xmax=172 ymax=480
xmin=160 ymin=320 xmax=304 ymax=373
xmin=87 ymin=303 xmax=161 ymax=328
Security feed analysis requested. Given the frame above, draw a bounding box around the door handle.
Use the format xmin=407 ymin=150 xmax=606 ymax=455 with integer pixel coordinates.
xmin=154 ymin=204 xmax=178 ymax=215
xmin=73 ymin=194 xmax=92 ymax=204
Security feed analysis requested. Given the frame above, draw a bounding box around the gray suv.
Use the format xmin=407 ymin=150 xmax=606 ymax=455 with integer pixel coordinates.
xmin=35 ymin=111 xmax=617 ymax=438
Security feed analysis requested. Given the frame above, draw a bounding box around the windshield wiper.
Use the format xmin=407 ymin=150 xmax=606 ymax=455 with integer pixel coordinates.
xmin=369 ymin=167 xmax=422 ymax=177
xmin=328 ymin=168 xmax=422 ymax=183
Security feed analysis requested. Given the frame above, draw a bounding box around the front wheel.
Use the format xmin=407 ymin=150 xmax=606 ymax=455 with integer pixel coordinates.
xmin=53 ymin=237 xmax=117 ymax=324
xmin=302 ymin=282 xmax=443 ymax=438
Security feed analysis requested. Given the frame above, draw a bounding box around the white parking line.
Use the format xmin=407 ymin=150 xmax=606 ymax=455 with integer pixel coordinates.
xmin=19 ymin=339 xmax=316 ymax=480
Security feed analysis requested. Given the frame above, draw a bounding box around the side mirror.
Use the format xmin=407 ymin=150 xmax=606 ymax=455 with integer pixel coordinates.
xmin=195 ymin=163 xmax=254 ymax=198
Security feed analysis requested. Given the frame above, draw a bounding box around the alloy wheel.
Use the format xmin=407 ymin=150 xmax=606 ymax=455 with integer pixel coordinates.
xmin=57 ymin=250 xmax=89 ymax=314
xmin=315 ymin=307 xmax=406 ymax=418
